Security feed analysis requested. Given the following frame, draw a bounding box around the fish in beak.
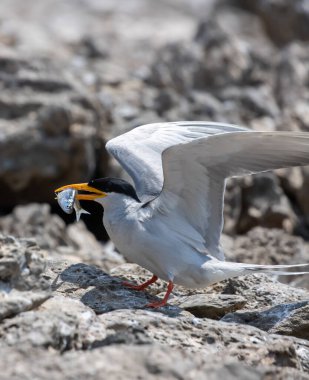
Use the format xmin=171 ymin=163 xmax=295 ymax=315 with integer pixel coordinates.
xmin=55 ymin=183 xmax=107 ymax=221
xmin=55 ymin=183 xmax=107 ymax=201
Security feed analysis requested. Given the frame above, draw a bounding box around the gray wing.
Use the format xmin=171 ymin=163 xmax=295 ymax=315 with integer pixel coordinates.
xmin=155 ymin=131 xmax=309 ymax=259
xmin=106 ymin=121 xmax=248 ymax=201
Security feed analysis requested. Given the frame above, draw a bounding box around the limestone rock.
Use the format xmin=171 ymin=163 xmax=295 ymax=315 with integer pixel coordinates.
xmin=236 ymin=0 xmax=309 ymax=45
xmin=0 ymin=234 xmax=50 ymax=320
xmin=227 ymin=173 xmax=296 ymax=234
xmin=220 ymin=274 xmax=309 ymax=310
xmin=46 ymin=260 xmax=182 ymax=317
xmin=226 ymin=227 xmax=309 ymax=288
xmin=0 ymin=204 xmax=125 ymax=270
xmin=0 ymin=291 xmax=49 ymax=322
xmin=228 ymin=227 xmax=309 ymax=266
xmin=0 ymin=295 xmax=107 ymax=350
xmin=271 ymin=304 xmax=309 ymax=340
xmin=0 ymin=234 xmax=309 ymax=377
xmin=0 ymin=53 xmax=104 ymax=207
xmin=222 ymin=301 xmax=309 ymax=339
xmin=0 ymin=234 xmax=48 ymax=291
xmin=0 ymin=344 xmax=307 ymax=380
xmin=170 ymin=294 xmax=246 ymax=319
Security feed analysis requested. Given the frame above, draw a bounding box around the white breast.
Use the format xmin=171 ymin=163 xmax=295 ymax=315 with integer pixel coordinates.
xmin=99 ymin=194 xmax=217 ymax=287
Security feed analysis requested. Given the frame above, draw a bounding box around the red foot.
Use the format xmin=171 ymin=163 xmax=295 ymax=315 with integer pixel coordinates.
xmin=122 ymin=275 xmax=158 ymax=291
xmin=146 ymin=281 xmax=174 ymax=308
xmin=146 ymin=300 xmax=168 ymax=308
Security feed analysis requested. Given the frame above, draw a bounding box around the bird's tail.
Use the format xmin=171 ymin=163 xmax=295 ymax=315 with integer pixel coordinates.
xmin=244 ymin=262 xmax=309 ymax=276
xmin=201 ymin=260 xmax=309 ymax=287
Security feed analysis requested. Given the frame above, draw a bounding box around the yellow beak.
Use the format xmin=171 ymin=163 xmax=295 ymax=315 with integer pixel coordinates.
xmin=55 ymin=183 xmax=107 ymax=200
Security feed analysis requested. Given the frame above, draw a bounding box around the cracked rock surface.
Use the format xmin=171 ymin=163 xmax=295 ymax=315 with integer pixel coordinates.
xmin=0 ymin=230 xmax=309 ymax=378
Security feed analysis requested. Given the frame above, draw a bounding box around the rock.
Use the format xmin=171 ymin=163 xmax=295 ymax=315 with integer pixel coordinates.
xmin=223 ymin=178 xmax=243 ymax=235
xmin=97 ymin=309 xmax=309 ymax=371
xmin=187 ymin=91 xmax=223 ymax=120
xmin=0 ymin=234 xmax=48 ymax=291
xmin=226 ymin=227 xmax=309 ymax=288
xmin=0 ymin=204 xmax=72 ymax=251
xmin=220 ymin=274 xmax=309 ymax=310
xmin=228 ymin=227 xmax=309 ymax=264
xmin=290 ymin=276 xmax=309 ymax=292
xmin=271 ymin=304 xmax=309 ymax=340
xmin=0 ymin=234 xmax=309 ymax=376
xmin=73 ymin=36 xmax=109 ymax=60
xmin=0 ymin=53 xmax=104 ymax=207
xmin=236 ymin=0 xmax=309 ymax=45
xmin=145 ymin=43 xmax=200 ymax=92
xmin=278 ymin=166 xmax=309 ymax=238
xmin=0 ymin=203 xmax=125 ymax=270
xmin=0 ymin=344 xmax=307 ymax=380
xmin=232 ymin=173 xmax=295 ymax=234
xmin=0 ymin=291 xmax=50 ymax=322
xmin=0 ymin=295 xmax=107 ymax=350
xmin=0 ymin=234 xmax=50 ymax=320
xmin=170 ymin=294 xmax=246 ymax=319
xmin=275 ymin=43 xmax=309 ymax=109
xmin=2 ymin=281 xmax=309 ymax=374
xmin=46 ymin=261 xmax=182 ymax=317
xmin=222 ymin=301 xmax=309 ymax=338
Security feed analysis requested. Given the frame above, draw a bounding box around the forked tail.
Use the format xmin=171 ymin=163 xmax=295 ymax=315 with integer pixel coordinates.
xmin=244 ymin=262 xmax=309 ymax=276
xmin=202 ymin=260 xmax=309 ymax=287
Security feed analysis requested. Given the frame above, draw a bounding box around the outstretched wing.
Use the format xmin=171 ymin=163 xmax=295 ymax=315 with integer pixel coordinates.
xmin=154 ymin=131 xmax=309 ymax=259
xmin=106 ymin=121 xmax=248 ymax=202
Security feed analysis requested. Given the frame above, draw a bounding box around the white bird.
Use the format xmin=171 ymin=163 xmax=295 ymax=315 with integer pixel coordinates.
xmin=55 ymin=121 xmax=309 ymax=308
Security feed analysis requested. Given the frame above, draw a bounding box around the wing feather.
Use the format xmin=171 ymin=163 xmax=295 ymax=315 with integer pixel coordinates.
xmin=106 ymin=121 xmax=248 ymax=201
xmin=155 ymin=131 xmax=309 ymax=258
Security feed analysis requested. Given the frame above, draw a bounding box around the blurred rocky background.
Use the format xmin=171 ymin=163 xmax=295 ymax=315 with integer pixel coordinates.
xmin=0 ymin=0 xmax=309 ymax=378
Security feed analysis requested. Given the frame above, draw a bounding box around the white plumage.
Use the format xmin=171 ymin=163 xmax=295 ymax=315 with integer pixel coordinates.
xmin=57 ymin=121 xmax=309 ymax=307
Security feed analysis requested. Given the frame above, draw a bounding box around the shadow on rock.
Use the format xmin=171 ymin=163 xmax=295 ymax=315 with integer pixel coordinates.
xmin=54 ymin=263 xmax=182 ymax=317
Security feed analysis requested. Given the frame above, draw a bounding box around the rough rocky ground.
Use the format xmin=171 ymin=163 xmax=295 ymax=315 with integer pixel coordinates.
xmin=1 ymin=205 xmax=309 ymax=378
xmin=0 ymin=0 xmax=309 ymax=378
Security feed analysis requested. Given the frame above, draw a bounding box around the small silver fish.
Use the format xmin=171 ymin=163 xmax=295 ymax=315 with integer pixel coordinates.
xmin=56 ymin=188 xmax=76 ymax=214
xmin=56 ymin=188 xmax=90 ymax=221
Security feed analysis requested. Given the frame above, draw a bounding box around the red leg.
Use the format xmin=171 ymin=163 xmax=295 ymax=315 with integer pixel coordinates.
xmin=122 ymin=275 xmax=158 ymax=291
xmin=146 ymin=281 xmax=174 ymax=308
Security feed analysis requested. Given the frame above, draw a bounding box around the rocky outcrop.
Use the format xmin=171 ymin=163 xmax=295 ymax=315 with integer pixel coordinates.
xmin=236 ymin=0 xmax=309 ymax=45
xmin=0 ymin=204 xmax=125 ymax=270
xmin=1 ymin=233 xmax=309 ymax=378
xmin=0 ymin=54 xmax=105 ymax=207
xmin=222 ymin=301 xmax=309 ymax=339
xmin=1 ymin=344 xmax=307 ymax=380
xmin=0 ymin=235 xmax=50 ymax=321
xmin=170 ymin=294 xmax=247 ymax=319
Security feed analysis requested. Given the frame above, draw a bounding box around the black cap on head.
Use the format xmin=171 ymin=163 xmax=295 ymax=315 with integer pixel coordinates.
xmin=88 ymin=178 xmax=140 ymax=202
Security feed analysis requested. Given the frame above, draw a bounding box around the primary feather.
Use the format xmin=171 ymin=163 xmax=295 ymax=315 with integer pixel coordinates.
xmin=107 ymin=122 xmax=309 ymax=260
xmin=155 ymin=130 xmax=309 ymax=259
xmin=106 ymin=121 xmax=248 ymax=202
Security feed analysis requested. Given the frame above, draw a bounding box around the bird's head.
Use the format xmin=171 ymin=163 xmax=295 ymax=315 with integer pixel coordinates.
xmin=55 ymin=177 xmax=139 ymax=203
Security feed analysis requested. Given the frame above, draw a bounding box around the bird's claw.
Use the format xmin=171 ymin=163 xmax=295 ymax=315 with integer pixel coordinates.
xmin=122 ymin=275 xmax=158 ymax=291
xmin=121 ymin=281 xmax=144 ymax=290
xmin=146 ymin=301 xmax=168 ymax=308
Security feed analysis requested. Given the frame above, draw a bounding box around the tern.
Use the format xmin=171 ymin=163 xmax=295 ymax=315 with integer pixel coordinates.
xmin=55 ymin=121 xmax=309 ymax=308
